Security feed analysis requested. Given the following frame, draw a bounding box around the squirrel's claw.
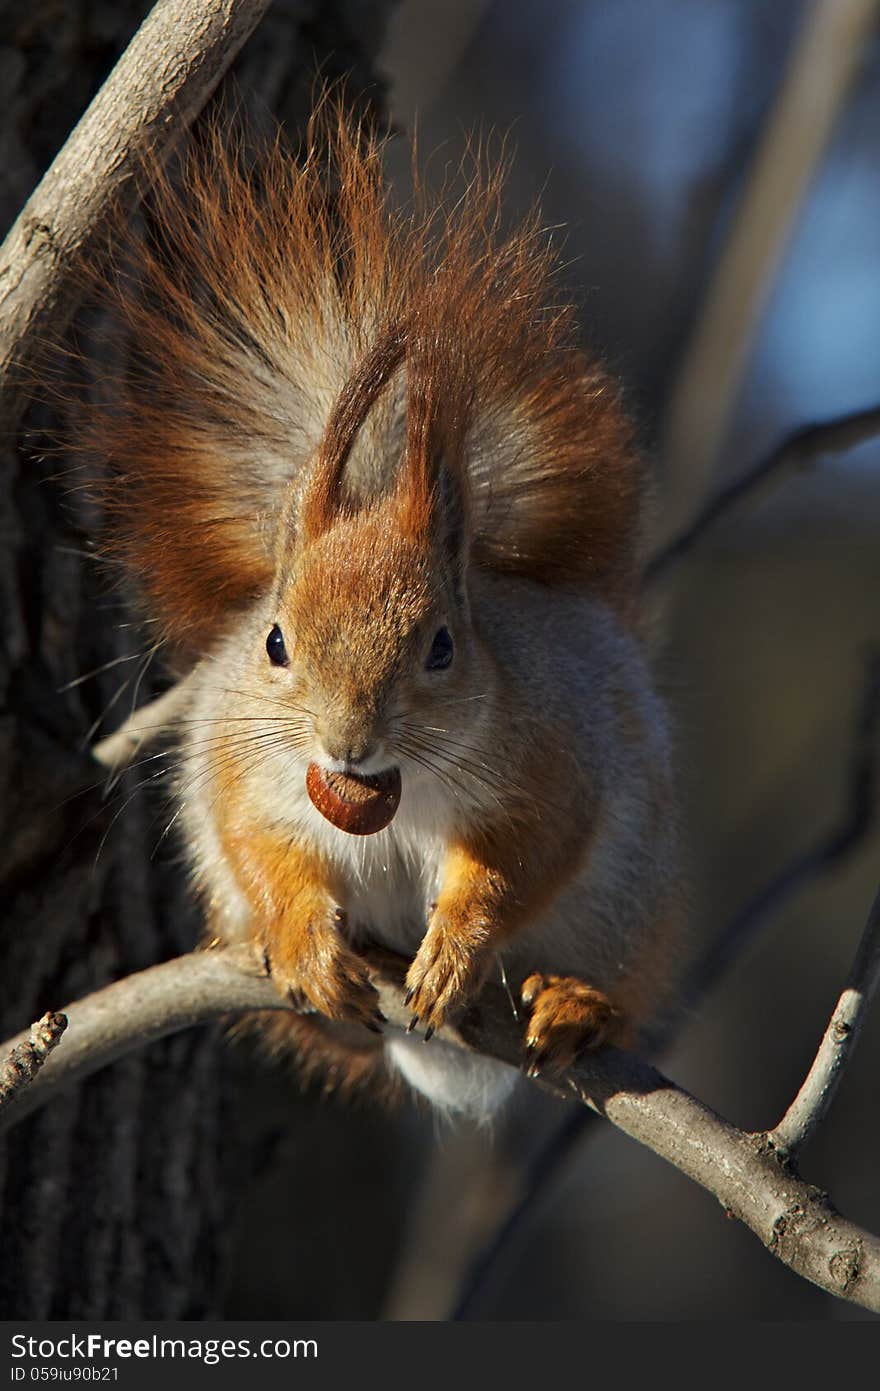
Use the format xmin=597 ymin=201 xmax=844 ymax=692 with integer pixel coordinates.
xmin=264 ymin=919 xmax=381 ymax=1034
xmin=519 ymin=973 xmax=622 ymax=1076
xmin=404 ymin=916 xmax=485 ymax=1035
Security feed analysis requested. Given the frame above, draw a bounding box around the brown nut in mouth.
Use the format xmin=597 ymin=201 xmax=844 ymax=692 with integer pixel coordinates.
xmin=306 ymin=763 xmax=402 ymax=835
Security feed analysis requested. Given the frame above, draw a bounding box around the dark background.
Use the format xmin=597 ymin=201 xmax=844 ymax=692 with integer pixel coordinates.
xmin=1 ymin=0 xmax=879 ymax=1321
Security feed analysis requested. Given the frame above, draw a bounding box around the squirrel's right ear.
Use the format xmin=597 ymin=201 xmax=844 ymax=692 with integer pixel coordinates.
xmin=391 ymin=438 xmax=471 ymax=593
xmin=399 ymin=338 xmax=472 ymax=589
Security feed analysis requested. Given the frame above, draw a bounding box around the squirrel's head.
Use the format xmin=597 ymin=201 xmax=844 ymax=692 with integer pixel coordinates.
xmin=271 ymin=491 xmax=473 ymax=775
xmin=249 ymin=331 xmax=490 ymax=827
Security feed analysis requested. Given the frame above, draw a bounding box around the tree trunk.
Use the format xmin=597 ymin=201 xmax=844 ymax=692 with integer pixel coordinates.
xmin=0 ymin=0 xmax=395 ymax=1318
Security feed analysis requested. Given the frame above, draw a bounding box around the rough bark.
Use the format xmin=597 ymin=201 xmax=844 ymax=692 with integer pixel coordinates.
xmin=0 ymin=0 xmax=396 ymax=1320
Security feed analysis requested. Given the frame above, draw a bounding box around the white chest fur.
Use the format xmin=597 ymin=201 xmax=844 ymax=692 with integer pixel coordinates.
xmin=251 ymin=754 xmax=459 ymax=955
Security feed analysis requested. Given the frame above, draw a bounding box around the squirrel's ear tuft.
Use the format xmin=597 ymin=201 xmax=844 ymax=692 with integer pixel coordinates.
xmin=398 ymin=334 xmax=472 ymax=587
xmin=300 ymin=323 xmax=406 ymax=542
xmin=396 ymin=442 xmax=471 ymax=586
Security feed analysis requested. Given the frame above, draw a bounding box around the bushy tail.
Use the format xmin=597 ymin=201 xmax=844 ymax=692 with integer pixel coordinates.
xmin=228 ymin=1011 xmax=403 ymax=1106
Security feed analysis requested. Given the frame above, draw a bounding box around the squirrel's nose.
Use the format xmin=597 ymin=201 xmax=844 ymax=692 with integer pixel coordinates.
xmin=341 ymin=743 xmax=377 ymax=769
xmin=316 ymin=725 xmax=378 ymax=769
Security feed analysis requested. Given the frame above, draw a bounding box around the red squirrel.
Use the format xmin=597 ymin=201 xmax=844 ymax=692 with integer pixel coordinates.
xmin=81 ymin=104 xmax=682 ymax=1118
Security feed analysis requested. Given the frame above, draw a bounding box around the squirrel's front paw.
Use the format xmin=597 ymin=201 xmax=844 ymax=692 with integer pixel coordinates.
xmin=404 ymin=917 xmax=487 ymax=1037
xmin=521 ymin=973 xmax=621 ymax=1077
xmin=264 ymin=912 xmax=384 ymax=1033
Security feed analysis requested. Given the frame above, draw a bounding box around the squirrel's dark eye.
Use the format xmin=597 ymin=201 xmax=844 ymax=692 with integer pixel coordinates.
xmin=425 ymin=626 xmax=454 ymax=671
xmin=266 ymin=624 xmax=289 ymax=667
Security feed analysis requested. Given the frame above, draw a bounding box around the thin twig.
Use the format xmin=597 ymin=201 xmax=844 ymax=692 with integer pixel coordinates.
xmin=2 ymin=932 xmax=880 ymax=1311
xmin=771 ymin=884 xmax=880 ymax=1158
xmin=657 ymin=0 xmax=880 ymax=546
xmin=0 ymin=0 xmax=273 ymax=428
xmin=682 ymin=648 xmax=880 ymax=1001
xmin=0 ymin=1012 xmax=68 ymax=1106
xmin=646 ymin=406 xmax=880 ymax=585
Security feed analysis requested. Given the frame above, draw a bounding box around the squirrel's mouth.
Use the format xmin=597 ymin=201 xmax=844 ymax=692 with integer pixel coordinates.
xmin=306 ymin=763 xmax=401 ymax=836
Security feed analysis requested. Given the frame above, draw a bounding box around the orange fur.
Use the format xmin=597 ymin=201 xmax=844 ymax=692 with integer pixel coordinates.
xmin=405 ymin=784 xmax=593 ymax=1034
xmin=63 ymin=98 xmax=681 ymax=1110
xmin=216 ymin=788 xmax=383 ymax=1030
xmin=520 ymin=974 xmax=626 ymax=1073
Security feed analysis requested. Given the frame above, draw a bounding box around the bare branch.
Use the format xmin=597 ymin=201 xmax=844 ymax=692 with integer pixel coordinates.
xmin=771 ymin=884 xmax=880 ymax=1158
xmin=2 ymin=932 xmax=880 ymax=1311
xmin=657 ymin=0 xmax=880 ymax=545
xmin=0 ymin=0 xmax=273 ymax=428
xmin=0 ymin=1012 xmax=68 ymax=1107
xmin=681 ymin=648 xmax=880 ymax=1000
xmin=0 ymin=944 xmax=279 ymax=1134
xmin=646 ymin=406 xmax=880 ymax=585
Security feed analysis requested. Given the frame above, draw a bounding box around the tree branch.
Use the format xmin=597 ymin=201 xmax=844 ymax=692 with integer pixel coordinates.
xmin=3 ymin=919 xmax=880 ymax=1312
xmin=0 ymin=1012 xmax=68 ymax=1105
xmin=656 ymin=0 xmax=880 ymax=546
xmin=646 ymin=405 xmax=880 ymax=585
xmin=680 ymin=647 xmax=880 ymax=1001
xmin=771 ymin=882 xmax=880 ymax=1158
xmin=0 ymin=0 xmax=273 ymax=428
xmin=0 ymin=944 xmax=278 ymax=1134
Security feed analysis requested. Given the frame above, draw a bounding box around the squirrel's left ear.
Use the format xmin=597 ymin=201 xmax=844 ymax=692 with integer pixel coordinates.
xmin=397 ymin=427 xmax=470 ymax=594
